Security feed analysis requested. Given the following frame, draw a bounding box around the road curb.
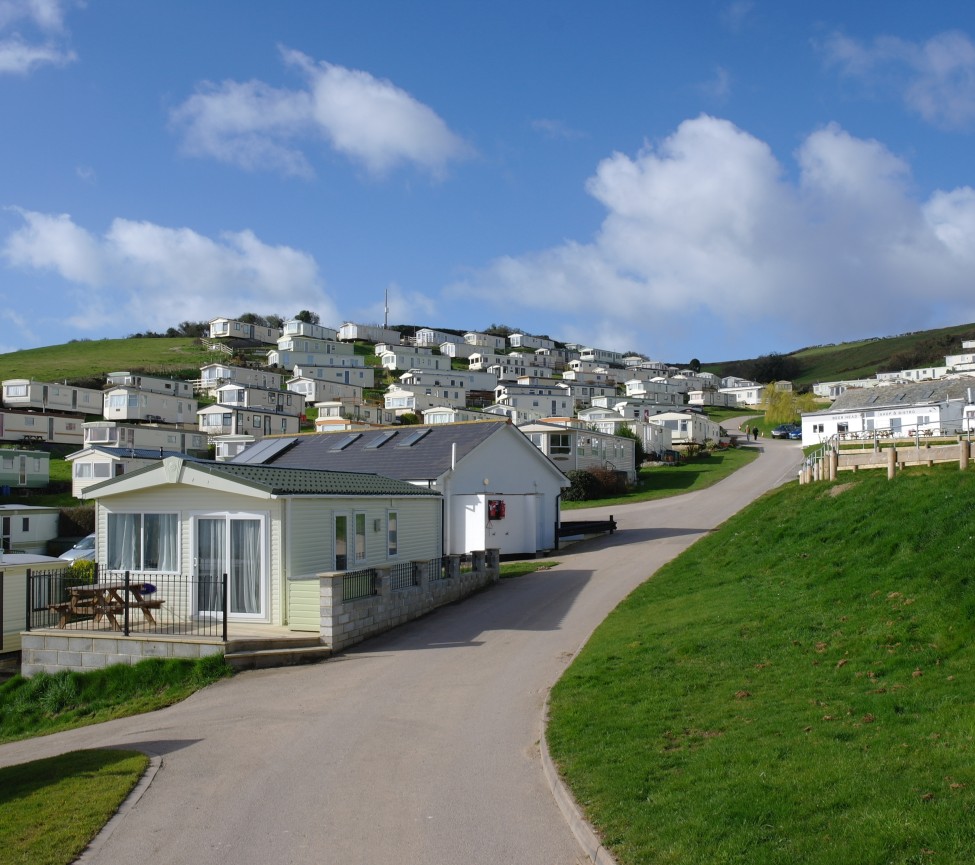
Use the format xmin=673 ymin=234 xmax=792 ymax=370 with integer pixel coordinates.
xmin=76 ymin=749 xmax=162 ymax=863
xmin=541 ymin=697 xmax=619 ymax=865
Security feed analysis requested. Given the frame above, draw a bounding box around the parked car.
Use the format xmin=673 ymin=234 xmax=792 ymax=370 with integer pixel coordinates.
xmin=771 ymin=423 xmax=799 ymax=439
xmin=59 ymin=533 xmax=96 ymax=562
xmin=788 ymin=427 xmax=803 ymax=440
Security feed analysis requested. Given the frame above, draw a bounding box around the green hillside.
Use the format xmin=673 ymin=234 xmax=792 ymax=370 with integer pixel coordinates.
xmin=705 ymin=321 xmax=975 ymax=388
xmin=0 ymin=338 xmax=229 ymax=386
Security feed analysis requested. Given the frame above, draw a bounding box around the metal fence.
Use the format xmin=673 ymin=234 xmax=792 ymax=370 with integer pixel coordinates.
xmin=427 ymin=556 xmax=450 ymax=582
xmin=389 ymin=561 xmax=418 ymax=591
xmin=26 ymin=566 xmax=229 ymax=640
xmin=342 ymin=567 xmax=376 ymax=602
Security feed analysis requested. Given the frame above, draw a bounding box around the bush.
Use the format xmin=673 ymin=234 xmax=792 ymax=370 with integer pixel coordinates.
xmin=562 ymin=470 xmax=602 ymax=501
xmin=563 ymin=468 xmax=630 ymax=501
xmin=59 ymin=507 xmax=94 ymax=537
xmin=587 ymin=467 xmax=629 ymax=496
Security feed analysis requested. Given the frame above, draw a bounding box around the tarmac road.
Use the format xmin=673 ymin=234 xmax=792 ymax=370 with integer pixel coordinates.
xmin=0 ymin=437 xmax=803 ymax=865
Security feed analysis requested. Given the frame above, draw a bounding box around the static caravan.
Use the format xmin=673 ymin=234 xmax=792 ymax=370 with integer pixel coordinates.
xmin=106 ymin=372 xmax=194 ymax=399
xmin=0 ymin=448 xmax=50 ymax=489
xmin=0 ymin=410 xmax=85 ymax=448
xmin=1 ymin=505 xmax=60 ymax=555
xmin=84 ymin=421 xmax=208 ymax=455
xmin=103 ymin=386 xmax=198 ymax=425
xmin=198 ymin=364 xmax=284 ymax=395
xmin=1 ymin=553 xmax=64 ymax=653
xmin=2 ymin=379 xmax=103 ymax=415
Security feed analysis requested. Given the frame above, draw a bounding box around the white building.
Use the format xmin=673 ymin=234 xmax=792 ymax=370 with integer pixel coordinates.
xmin=198 ymin=364 xmax=284 ymax=395
xmin=337 ymin=322 xmax=401 ymax=344
xmin=84 ymin=420 xmax=208 ymax=455
xmin=649 ymin=410 xmax=725 ymax=445
xmin=103 ymin=386 xmax=198 ymax=425
xmin=519 ymin=420 xmax=638 ymax=483
xmin=208 ymin=317 xmax=281 ymax=344
xmin=283 ymin=319 xmax=340 ymax=342
xmin=2 ymin=379 xmax=103 ymax=415
xmin=105 ymin=372 xmax=194 ymax=399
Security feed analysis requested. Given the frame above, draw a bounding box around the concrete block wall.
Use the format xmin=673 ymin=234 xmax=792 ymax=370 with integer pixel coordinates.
xmin=20 ymin=632 xmax=225 ymax=677
xmin=320 ymin=550 xmax=501 ymax=651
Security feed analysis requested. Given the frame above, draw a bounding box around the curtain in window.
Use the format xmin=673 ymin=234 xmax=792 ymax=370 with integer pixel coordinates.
xmin=196 ymin=517 xmax=225 ymax=612
xmin=231 ymin=519 xmax=261 ymax=614
xmin=107 ymin=513 xmax=140 ymax=570
xmin=143 ymin=514 xmax=177 ymax=571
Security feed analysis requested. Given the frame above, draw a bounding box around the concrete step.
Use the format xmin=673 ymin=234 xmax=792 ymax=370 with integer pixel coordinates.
xmin=224 ymin=643 xmax=333 ymax=672
xmin=225 ymin=636 xmax=322 ymax=654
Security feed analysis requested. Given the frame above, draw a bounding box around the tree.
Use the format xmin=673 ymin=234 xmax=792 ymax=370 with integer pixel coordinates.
xmin=617 ymin=424 xmax=647 ymax=466
xmin=295 ymin=310 xmax=320 ymax=325
xmin=688 ymin=357 xmax=701 ymax=373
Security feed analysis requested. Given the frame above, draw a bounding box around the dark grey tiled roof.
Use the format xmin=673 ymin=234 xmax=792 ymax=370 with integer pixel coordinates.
xmin=826 ymin=380 xmax=974 ymax=412
xmin=194 ymin=462 xmax=440 ymax=497
xmin=83 ymin=456 xmax=440 ymax=498
xmin=235 ymin=421 xmax=508 ymax=481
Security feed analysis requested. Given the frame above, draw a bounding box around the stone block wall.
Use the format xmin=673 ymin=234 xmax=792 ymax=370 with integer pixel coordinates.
xmin=320 ymin=549 xmax=501 ymax=651
xmin=20 ymin=632 xmax=225 ymax=677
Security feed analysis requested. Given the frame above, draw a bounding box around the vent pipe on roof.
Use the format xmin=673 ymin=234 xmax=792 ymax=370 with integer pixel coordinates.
xmin=451 ymin=442 xmax=456 ymax=470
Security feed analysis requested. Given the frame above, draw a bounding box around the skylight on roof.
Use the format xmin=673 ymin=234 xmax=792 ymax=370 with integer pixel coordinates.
xmin=329 ymin=433 xmax=362 ymax=451
xmin=395 ymin=428 xmax=432 ymax=447
xmin=365 ymin=430 xmax=398 ymax=449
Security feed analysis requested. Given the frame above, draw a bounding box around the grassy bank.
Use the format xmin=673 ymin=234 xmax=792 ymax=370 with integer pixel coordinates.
xmin=548 ymin=465 xmax=975 ymax=864
xmin=562 ymin=446 xmax=760 ymax=510
xmin=0 ymin=654 xmax=233 ymax=744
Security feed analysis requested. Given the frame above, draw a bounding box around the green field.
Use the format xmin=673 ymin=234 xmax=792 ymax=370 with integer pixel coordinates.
xmin=548 ymin=464 xmax=975 ymax=864
xmin=0 ymin=337 xmax=225 ymax=384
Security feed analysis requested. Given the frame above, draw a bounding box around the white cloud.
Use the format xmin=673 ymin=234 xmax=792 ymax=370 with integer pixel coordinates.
xmin=531 ymin=118 xmax=585 ymax=141
xmin=171 ymin=47 xmax=472 ymax=179
xmin=823 ymin=30 xmax=975 ymax=131
xmin=0 ymin=0 xmax=76 ymax=74
xmin=2 ymin=210 xmax=339 ymax=334
xmin=447 ymin=115 xmax=975 ymax=357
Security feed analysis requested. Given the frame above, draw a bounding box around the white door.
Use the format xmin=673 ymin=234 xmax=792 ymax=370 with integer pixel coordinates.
xmin=195 ymin=515 xmax=265 ymax=618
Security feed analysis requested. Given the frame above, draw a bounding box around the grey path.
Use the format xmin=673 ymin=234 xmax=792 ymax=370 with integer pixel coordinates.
xmin=0 ymin=437 xmax=802 ymax=865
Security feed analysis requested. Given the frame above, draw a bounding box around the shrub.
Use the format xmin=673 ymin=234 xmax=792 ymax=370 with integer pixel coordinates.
xmin=562 ymin=470 xmax=602 ymax=501
xmin=587 ymin=467 xmax=629 ymax=496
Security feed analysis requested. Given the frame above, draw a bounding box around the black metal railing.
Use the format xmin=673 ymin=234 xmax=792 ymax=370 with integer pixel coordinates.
xmin=26 ymin=567 xmax=229 ymax=640
xmin=342 ymin=567 xmax=376 ymax=602
xmin=427 ymin=556 xmax=450 ymax=582
xmin=389 ymin=561 xmax=419 ymax=591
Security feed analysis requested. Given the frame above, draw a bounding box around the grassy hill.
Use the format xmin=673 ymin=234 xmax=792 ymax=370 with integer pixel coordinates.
xmin=0 ymin=338 xmax=235 ymax=386
xmin=705 ymin=321 xmax=975 ymax=388
xmin=548 ymin=463 xmax=975 ymax=864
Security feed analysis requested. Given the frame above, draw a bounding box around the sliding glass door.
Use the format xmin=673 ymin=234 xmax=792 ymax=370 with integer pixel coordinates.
xmin=195 ymin=515 xmax=265 ymax=618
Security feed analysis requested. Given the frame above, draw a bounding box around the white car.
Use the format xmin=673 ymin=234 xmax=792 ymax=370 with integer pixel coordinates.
xmin=59 ymin=533 xmax=96 ymax=562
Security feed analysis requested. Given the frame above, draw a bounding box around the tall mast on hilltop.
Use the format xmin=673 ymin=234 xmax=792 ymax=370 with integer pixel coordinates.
xmin=384 ymin=287 xmax=388 ymax=329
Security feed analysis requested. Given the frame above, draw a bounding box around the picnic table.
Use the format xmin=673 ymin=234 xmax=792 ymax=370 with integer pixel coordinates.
xmin=49 ymin=581 xmax=164 ymax=629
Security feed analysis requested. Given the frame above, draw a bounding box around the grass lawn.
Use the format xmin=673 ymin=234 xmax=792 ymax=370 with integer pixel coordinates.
xmin=0 ymin=655 xmax=232 ymax=744
xmin=562 ymin=447 xmax=760 ymax=510
xmin=0 ymin=749 xmax=148 ymax=865
xmin=547 ymin=465 xmax=975 ymax=864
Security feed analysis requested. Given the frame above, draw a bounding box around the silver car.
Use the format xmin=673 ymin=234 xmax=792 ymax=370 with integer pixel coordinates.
xmin=59 ymin=533 xmax=96 ymax=562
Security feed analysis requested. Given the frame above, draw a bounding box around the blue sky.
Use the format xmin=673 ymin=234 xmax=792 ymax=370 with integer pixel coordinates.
xmin=2 ymin=1 xmax=975 ymax=363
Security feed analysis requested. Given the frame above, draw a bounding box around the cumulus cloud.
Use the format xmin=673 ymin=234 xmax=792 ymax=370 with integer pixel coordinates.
xmin=171 ymin=47 xmax=472 ymax=179
xmin=447 ymin=115 xmax=975 ymax=357
xmin=0 ymin=0 xmax=76 ymax=74
xmin=1 ymin=209 xmax=339 ymax=334
xmin=823 ymin=30 xmax=975 ymax=131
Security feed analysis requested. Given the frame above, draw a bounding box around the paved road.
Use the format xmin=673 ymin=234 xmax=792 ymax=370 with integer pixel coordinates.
xmin=0 ymin=438 xmax=803 ymax=865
